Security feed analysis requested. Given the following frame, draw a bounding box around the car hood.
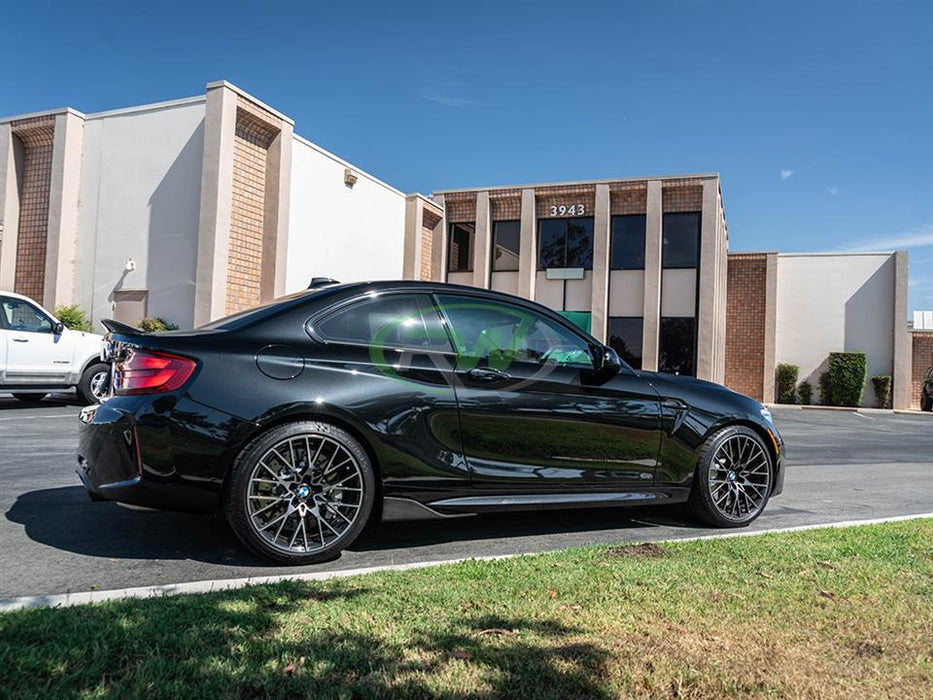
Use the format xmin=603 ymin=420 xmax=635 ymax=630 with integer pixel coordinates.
xmin=635 ymin=369 xmax=733 ymax=396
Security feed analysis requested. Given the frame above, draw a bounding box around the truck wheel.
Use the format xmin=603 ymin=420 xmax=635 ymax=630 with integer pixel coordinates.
xmin=77 ymin=363 xmax=111 ymax=405
xmin=12 ymin=393 xmax=46 ymax=404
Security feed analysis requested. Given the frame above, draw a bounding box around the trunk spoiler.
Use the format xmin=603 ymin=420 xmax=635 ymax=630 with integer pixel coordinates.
xmin=100 ymin=319 xmax=143 ymax=335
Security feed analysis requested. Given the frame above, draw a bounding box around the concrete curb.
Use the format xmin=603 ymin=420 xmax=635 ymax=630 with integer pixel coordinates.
xmin=2 ymin=512 xmax=931 ymax=613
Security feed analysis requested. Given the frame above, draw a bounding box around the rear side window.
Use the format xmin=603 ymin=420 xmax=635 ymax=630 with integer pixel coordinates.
xmin=313 ymin=294 xmax=451 ymax=351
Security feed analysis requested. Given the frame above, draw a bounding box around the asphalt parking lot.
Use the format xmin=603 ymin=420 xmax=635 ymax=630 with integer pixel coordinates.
xmin=1 ymin=395 xmax=931 ymax=600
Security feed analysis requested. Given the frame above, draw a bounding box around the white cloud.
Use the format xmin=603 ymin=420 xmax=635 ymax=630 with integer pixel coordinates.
xmin=424 ymin=95 xmax=475 ymax=107
xmin=827 ymin=186 xmax=839 ymax=195
xmin=845 ymin=224 xmax=933 ymax=252
xmin=780 ymin=169 xmax=795 ymax=181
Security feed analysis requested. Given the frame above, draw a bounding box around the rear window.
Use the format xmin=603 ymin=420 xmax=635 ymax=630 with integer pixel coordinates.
xmin=199 ymin=290 xmax=323 ymax=331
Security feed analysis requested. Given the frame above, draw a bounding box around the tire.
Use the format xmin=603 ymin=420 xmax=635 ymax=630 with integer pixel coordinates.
xmin=922 ymin=391 xmax=933 ymax=412
xmin=77 ymin=363 xmax=111 ymax=405
xmin=12 ymin=393 xmax=46 ymax=404
xmin=688 ymin=425 xmax=773 ymax=528
xmin=225 ymin=421 xmax=376 ymax=565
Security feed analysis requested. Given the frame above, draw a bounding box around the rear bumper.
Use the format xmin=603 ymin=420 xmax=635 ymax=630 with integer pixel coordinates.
xmin=77 ymin=397 xmax=247 ymax=515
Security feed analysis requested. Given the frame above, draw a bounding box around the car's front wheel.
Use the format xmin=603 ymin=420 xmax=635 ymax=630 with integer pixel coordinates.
xmin=688 ymin=425 xmax=773 ymax=528
xmin=225 ymin=421 xmax=376 ymax=564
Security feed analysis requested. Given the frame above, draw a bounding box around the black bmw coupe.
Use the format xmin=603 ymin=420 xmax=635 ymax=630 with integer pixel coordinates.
xmin=78 ymin=281 xmax=784 ymax=564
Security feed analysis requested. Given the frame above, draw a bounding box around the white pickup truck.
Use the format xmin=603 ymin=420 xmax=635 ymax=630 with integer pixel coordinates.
xmin=0 ymin=291 xmax=110 ymax=405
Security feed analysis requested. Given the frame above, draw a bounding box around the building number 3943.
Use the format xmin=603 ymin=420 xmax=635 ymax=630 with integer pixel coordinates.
xmin=549 ymin=204 xmax=585 ymax=216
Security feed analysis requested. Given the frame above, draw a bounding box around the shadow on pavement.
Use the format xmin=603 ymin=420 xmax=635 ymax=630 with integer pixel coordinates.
xmin=5 ymin=485 xmax=269 ymax=567
xmin=6 ymin=484 xmax=709 ymax=566
xmin=351 ymin=504 xmax=704 ymax=552
xmin=0 ymin=394 xmax=83 ymax=410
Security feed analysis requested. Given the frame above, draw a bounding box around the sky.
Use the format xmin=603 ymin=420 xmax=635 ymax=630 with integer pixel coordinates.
xmin=1 ymin=0 xmax=930 ymax=313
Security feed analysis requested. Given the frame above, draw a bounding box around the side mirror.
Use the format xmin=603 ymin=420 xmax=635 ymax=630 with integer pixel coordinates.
xmin=53 ymin=322 xmax=65 ymax=335
xmin=596 ymin=345 xmax=623 ymax=376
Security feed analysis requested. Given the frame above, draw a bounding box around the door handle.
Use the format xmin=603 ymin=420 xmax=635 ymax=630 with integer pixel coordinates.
xmin=11 ymin=337 xmax=28 ymax=343
xmin=466 ymin=368 xmax=510 ymax=383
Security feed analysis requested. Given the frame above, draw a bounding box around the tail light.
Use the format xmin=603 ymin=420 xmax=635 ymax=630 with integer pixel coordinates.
xmin=114 ymin=348 xmax=197 ymax=395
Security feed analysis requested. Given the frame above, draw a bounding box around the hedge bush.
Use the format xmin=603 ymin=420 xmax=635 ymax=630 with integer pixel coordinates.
xmin=137 ymin=317 xmax=179 ymax=333
xmin=871 ymin=375 xmax=891 ymax=409
xmin=53 ymin=305 xmax=93 ymax=332
xmin=797 ymin=381 xmax=813 ymax=405
xmin=819 ymin=372 xmax=833 ymax=405
xmin=827 ymin=352 xmax=867 ymax=407
xmin=776 ymin=363 xmax=799 ymax=404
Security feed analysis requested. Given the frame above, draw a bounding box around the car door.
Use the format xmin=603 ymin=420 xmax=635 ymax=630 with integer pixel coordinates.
xmin=435 ymin=292 xmax=662 ymax=491
xmin=0 ymin=296 xmax=71 ymax=384
xmin=305 ymin=291 xmax=470 ymax=495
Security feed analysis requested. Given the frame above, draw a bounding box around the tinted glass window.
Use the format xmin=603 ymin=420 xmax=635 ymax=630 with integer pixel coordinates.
xmin=315 ymin=294 xmax=451 ymax=350
xmin=492 ymin=220 xmax=520 ymax=272
xmin=608 ymin=317 xmax=643 ymax=370
xmin=658 ymin=317 xmax=696 ymax=376
xmin=610 ymin=215 xmax=646 ymax=269
xmin=0 ymin=298 xmax=53 ymax=333
xmin=437 ymin=294 xmax=593 ymax=369
xmin=662 ymin=212 xmax=701 ymax=268
xmin=537 ymin=217 xmax=594 ymax=270
xmin=448 ymin=223 xmax=475 ymax=272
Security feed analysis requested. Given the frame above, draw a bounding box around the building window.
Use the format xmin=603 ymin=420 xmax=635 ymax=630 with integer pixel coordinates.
xmin=559 ymin=311 xmax=591 ymax=334
xmin=610 ymin=215 xmax=646 ymax=270
xmin=448 ymin=223 xmax=475 ymax=273
xmin=537 ymin=217 xmax=594 ymax=270
xmin=492 ymin=220 xmax=520 ymax=272
xmin=658 ymin=317 xmax=696 ymax=376
xmin=607 ymin=317 xmax=643 ymax=369
xmin=662 ymin=212 xmax=700 ymax=268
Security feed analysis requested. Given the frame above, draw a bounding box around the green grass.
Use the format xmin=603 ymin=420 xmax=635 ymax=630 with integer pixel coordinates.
xmin=2 ymin=520 xmax=932 ymax=699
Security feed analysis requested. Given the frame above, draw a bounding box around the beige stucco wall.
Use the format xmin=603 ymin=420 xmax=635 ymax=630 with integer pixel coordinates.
xmin=776 ymin=252 xmax=897 ymax=408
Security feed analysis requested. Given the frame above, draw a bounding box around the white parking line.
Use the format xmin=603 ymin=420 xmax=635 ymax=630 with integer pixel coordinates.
xmin=1 ymin=511 xmax=931 ymax=613
xmin=0 ymin=413 xmax=76 ymax=421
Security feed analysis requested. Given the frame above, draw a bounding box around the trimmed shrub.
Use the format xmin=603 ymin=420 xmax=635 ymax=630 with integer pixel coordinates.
xmin=871 ymin=375 xmax=891 ymax=409
xmin=819 ymin=372 xmax=833 ymax=406
xmin=797 ymin=381 xmax=813 ymax=405
xmin=776 ymin=363 xmax=799 ymax=404
xmin=827 ymin=352 xmax=867 ymax=407
xmin=137 ymin=317 xmax=179 ymax=333
xmin=53 ymin=305 xmax=93 ymax=332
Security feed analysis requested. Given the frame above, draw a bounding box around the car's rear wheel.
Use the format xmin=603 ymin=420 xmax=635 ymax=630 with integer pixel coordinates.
xmin=77 ymin=363 xmax=111 ymax=405
xmin=688 ymin=425 xmax=773 ymax=528
xmin=225 ymin=421 xmax=375 ymax=564
xmin=12 ymin=393 xmax=46 ymax=404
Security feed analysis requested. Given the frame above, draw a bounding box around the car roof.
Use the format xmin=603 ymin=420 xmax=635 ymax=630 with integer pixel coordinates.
xmin=0 ymin=290 xmax=42 ymax=305
xmin=297 ymin=280 xmax=597 ymax=340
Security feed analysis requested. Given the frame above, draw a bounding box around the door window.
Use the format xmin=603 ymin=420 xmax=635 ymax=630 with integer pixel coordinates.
xmin=0 ymin=298 xmax=53 ymax=333
xmin=436 ymin=294 xmax=594 ymax=369
xmin=313 ymin=293 xmax=451 ymax=350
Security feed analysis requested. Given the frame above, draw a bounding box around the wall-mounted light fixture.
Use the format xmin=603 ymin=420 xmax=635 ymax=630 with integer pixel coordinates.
xmin=125 ymin=257 xmax=137 ymax=272
xmin=344 ymin=168 xmax=358 ymax=188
